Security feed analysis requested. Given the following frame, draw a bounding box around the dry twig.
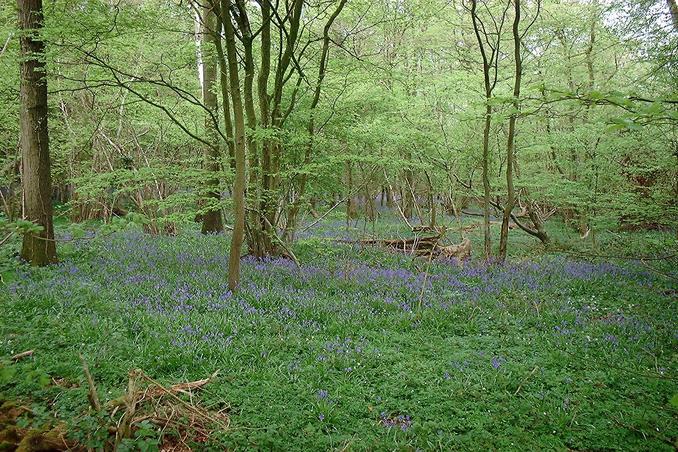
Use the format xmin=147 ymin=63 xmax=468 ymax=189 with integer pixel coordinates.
xmin=79 ymin=354 xmax=102 ymax=412
xmin=11 ymin=350 xmax=34 ymax=361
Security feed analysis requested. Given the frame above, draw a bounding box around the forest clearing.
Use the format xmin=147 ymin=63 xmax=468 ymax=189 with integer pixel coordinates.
xmin=1 ymin=0 xmax=677 ymax=450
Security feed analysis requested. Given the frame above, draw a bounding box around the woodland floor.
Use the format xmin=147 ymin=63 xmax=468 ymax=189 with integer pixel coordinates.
xmin=0 ymin=213 xmax=677 ymax=450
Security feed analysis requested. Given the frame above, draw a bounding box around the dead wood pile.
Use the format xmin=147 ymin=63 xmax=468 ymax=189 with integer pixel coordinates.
xmin=0 ymin=353 xmax=227 ymax=451
xmin=104 ymin=368 xmax=229 ymax=451
xmin=358 ymin=227 xmax=471 ymax=260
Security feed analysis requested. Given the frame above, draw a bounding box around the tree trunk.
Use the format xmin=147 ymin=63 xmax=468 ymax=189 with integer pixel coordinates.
xmin=200 ymin=3 xmax=224 ymax=234
xmin=233 ymin=2 xmax=269 ymax=257
xmin=346 ymin=161 xmax=357 ymax=219
xmin=402 ymin=163 xmax=415 ymax=219
xmin=499 ymin=0 xmax=523 ymax=262
xmin=219 ymin=0 xmax=246 ymax=291
xmin=386 ymin=185 xmax=393 ymax=208
xmin=481 ymin=103 xmax=492 ymax=259
xmin=256 ymin=0 xmax=274 ymax=252
xmin=212 ymin=22 xmax=235 ymax=171
xmin=526 ymin=200 xmax=550 ymax=245
xmin=18 ymin=0 xmax=57 ymax=265
xmin=364 ymin=185 xmax=376 ymax=221
xmin=266 ymin=0 xmax=304 ymax=244
xmin=470 ymin=0 xmax=495 ymax=260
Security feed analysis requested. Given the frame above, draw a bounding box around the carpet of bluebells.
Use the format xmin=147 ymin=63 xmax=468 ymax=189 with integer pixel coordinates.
xmin=1 ymin=223 xmax=677 ymax=450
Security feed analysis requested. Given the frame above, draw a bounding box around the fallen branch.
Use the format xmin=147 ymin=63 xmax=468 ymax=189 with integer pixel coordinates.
xmin=79 ymin=354 xmax=102 ymax=412
xmin=354 ymin=230 xmax=471 ymax=261
xmin=0 ymin=231 xmax=14 ymax=247
xmin=137 ymin=371 xmax=229 ymax=430
xmin=144 ymin=369 xmax=219 ymax=398
xmin=11 ymin=350 xmax=34 ymax=361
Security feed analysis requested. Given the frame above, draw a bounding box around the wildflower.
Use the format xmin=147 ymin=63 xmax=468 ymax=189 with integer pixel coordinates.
xmin=380 ymin=412 xmax=412 ymax=431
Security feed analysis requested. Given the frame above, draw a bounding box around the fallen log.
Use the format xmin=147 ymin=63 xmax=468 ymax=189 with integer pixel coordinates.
xmin=438 ymin=238 xmax=472 ymax=260
xmin=11 ymin=350 xmax=34 ymax=361
xmin=356 ymin=234 xmax=471 ymax=260
xmin=358 ymin=235 xmax=441 ymax=255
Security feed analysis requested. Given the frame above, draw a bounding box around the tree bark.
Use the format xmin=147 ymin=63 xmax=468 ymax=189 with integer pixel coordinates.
xmin=212 ymin=23 xmax=235 ymax=171
xmin=470 ymin=0 xmax=497 ymax=260
xmin=233 ymin=1 xmax=268 ymax=257
xmin=256 ymin=0 xmax=273 ymax=251
xmin=18 ymin=0 xmax=57 ymax=265
xmin=346 ymin=161 xmax=357 ymax=220
xmin=200 ymin=3 xmax=224 ymax=234
xmin=403 ymin=165 xmax=414 ymax=219
xmin=499 ymin=0 xmax=523 ymax=261
xmin=219 ymin=0 xmax=246 ymax=291
xmin=480 ymin=103 xmax=492 ymax=259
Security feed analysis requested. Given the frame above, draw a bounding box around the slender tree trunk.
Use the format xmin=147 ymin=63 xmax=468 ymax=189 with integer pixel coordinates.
xmin=346 ymin=161 xmax=357 ymax=219
xmin=233 ymin=3 xmax=268 ymax=257
xmin=403 ymin=167 xmax=414 ymax=219
xmin=363 ymin=176 xmax=375 ymax=221
xmin=553 ymin=29 xmax=581 ymax=232
xmin=18 ymin=0 xmax=57 ymax=265
xmin=429 ymin=194 xmax=437 ymax=228
xmin=585 ymin=7 xmax=596 ymax=98
xmin=499 ymin=0 xmax=523 ymax=261
xmin=423 ymin=169 xmax=436 ymax=228
xmin=257 ymin=0 xmax=273 ymax=251
xmin=213 ymin=27 xmax=235 ymax=171
xmin=200 ymin=3 xmax=224 ymax=234
xmin=481 ymin=103 xmax=492 ymax=259
xmin=470 ymin=0 xmax=496 ymax=260
xmin=386 ymin=185 xmax=393 ymax=208
xmin=219 ymin=0 xmax=246 ymax=291
xmin=578 ymin=3 xmax=598 ymax=237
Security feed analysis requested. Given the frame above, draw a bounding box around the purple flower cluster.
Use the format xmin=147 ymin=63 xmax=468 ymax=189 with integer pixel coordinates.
xmin=379 ymin=412 xmax=412 ymax=431
xmin=3 ymin=226 xmax=669 ymax=376
xmin=491 ymin=356 xmax=506 ymax=370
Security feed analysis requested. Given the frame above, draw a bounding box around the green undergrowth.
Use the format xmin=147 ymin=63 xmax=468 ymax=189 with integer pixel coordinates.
xmin=0 ymin=217 xmax=676 ymax=450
